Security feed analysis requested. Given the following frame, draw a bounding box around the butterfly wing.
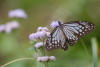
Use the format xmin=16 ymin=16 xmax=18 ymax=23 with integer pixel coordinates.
xmin=45 ymin=26 xmax=68 ymax=50
xmin=63 ymin=21 xmax=95 ymax=46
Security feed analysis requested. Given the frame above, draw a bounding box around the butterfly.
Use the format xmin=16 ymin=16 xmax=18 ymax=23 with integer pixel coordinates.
xmin=45 ymin=21 xmax=96 ymax=51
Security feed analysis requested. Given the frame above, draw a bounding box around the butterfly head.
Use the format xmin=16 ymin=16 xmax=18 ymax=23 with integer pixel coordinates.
xmin=50 ymin=21 xmax=63 ymax=28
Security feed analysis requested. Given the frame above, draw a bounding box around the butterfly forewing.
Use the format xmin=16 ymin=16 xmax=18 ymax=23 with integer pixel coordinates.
xmin=45 ymin=21 xmax=95 ymax=51
xmin=63 ymin=21 xmax=95 ymax=45
xmin=45 ymin=26 xmax=68 ymax=50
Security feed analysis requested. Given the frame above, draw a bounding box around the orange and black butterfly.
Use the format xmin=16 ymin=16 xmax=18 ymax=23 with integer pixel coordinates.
xmin=45 ymin=21 xmax=96 ymax=51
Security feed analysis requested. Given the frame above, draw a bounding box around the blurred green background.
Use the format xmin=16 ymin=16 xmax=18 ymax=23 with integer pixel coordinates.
xmin=0 ymin=0 xmax=100 ymax=67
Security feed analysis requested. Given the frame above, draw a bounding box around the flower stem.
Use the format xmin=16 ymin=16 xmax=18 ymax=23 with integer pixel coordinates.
xmin=91 ymin=37 xmax=98 ymax=67
xmin=1 ymin=58 xmax=34 ymax=67
xmin=44 ymin=62 xmax=49 ymax=67
xmin=42 ymin=39 xmax=49 ymax=67
xmin=43 ymin=38 xmax=46 ymax=56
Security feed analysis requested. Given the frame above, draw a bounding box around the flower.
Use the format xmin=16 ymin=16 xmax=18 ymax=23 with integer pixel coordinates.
xmin=37 ymin=56 xmax=56 ymax=62
xmin=34 ymin=42 xmax=43 ymax=48
xmin=29 ymin=30 xmax=47 ymax=40
xmin=37 ymin=31 xmax=46 ymax=39
xmin=29 ymin=33 xmax=38 ymax=40
xmin=5 ymin=21 xmax=19 ymax=34
xmin=50 ymin=21 xmax=63 ymax=28
xmin=0 ymin=24 xmax=5 ymax=32
xmin=5 ymin=23 xmax=12 ymax=34
xmin=49 ymin=56 xmax=56 ymax=61
xmin=37 ymin=56 xmax=49 ymax=62
xmin=8 ymin=9 xmax=27 ymax=19
xmin=0 ymin=21 xmax=19 ymax=34
xmin=10 ymin=21 xmax=19 ymax=29
xmin=37 ymin=27 xmax=49 ymax=32
xmin=46 ymin=32 xmax=50 ymax=37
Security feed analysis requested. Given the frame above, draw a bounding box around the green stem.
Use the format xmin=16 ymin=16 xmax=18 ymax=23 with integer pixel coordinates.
xmin=91 ymin=37 xmax=98 ymax=67
xmin=44 ymin=62 xmax=48 ymax=67
xmin=43 ymin=38 xmax=46 ymax=56
xmin=42 ymin=38 xmax=49 ymax=67
xmin=1 ymin=58 xmax=34 ymax=67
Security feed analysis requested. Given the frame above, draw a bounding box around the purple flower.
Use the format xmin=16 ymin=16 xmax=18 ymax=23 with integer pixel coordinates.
xmin=37 ymin=56 xmax=56 ymax=62
xmin=10 ymin=21 xmax=19 ymax=29
xmin=46 ymin=32 xmax=50 ymax=37
xmin=29 ymin=31 xmax=47 ymax=40
xmin=37 ymin=27 xmax=49 ymax=32
xmin=37 ymin=56 xmax=49 ymax=62
xmin=50 ymin=21 xmax=63 ymax=28
xmin=8 ymin=9 xmax=27 ymax=19
xmin=5 ymin=21 xmax=19 ymax=34
xmin=0 ymin=25 xmax=5 ymax=32
xmin=37 ymin=31 xmax=46 ymax=39
xmin=29 ymin=26 xmax=51 ymax=40
xmin=49 ymin=56 xmax=56 ymax=61
xmin=29 ymin=33 xmax=38 ymax=40
xmin=34 ymin=42 xmax=43 ymax=48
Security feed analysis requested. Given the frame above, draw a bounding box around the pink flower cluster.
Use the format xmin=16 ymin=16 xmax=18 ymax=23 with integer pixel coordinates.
xmin=37 ymin=56 xmax=56 ymax=62
xmin=29 ymin=27 xmax=50 ymax=40
xmin=0 ymin=21 xmax=19 ymax=34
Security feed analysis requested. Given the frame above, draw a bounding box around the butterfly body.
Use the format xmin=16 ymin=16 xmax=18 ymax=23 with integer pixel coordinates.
xmin=45 ymin=21 xmax=95 ymax=51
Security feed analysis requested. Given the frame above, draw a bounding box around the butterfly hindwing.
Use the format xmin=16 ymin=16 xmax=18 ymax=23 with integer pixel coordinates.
xmin=45 ymin=26 xmax=68 ymax=50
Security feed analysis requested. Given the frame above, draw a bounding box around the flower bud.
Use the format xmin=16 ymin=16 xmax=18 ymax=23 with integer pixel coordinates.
xmin=49 ymin=56 xmax=56 ymax=61
xmin=37 ymin=56 xmax=49 ymax=62
xmin=34 ymin=42 xmax=43 ymax=48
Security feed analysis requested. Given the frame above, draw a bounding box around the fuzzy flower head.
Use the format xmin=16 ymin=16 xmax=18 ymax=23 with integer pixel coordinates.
xmin=8 ymin=9 xmax=27 ymax=19
xmin=37 ymin=30 xmax=47 ymax=39
xmin=10 ymin=21 xmax=19 ymax=29
xmin=34 ymin=42 xmax=43 ymax=48
xmin=49 ymin=56 xmax=56 ymax=61
xmin=29 ymin=33 xmax=38 ymax=40
xmin=0 ymin=24 xmax=5 ymax=32
xmin=37 ymin=27 xmax=49 ymax=32
xmin=46 ymin=32 xmax=50 ymax=37
xmin=29 ymin=30 xmax=48 ymax=40
xmin=5 ymin=21 xmax=19 ymax=34
xmin=50 ymin=21 xmax=63 ymax=28
xmin=37 ymin=56 xmax=56 ymax=62
xmin=37 ymin=56 xmax=49 ymax=62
